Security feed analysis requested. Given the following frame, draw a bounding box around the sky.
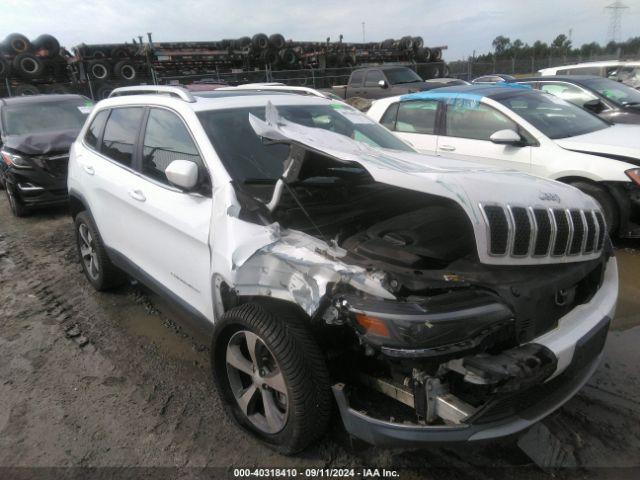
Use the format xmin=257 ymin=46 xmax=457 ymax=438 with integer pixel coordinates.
xmin=1 ymin=0 xmax=639 ymax=61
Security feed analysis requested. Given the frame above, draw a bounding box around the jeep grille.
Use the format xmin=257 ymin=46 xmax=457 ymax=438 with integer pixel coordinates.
xmin=481 ymin=205 xmax=605 ymax=259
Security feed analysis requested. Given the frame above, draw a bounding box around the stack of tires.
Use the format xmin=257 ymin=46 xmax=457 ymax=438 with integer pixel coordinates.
xmin=74 ymin=44 xmax=146 ymax=100
xmin=245 ymin=33 xmax=299 ymax=69
xmin=0 ymin=32 xmax=72 ymax=96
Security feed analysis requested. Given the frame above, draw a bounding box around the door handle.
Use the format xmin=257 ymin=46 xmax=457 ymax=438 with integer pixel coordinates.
xmin=128 ymin=189 xmax=146 ymax=202
xmin=82 ymin=164 xmax=95 ymax=175
xmin=440 ymin=145 xmax=456 ymax=152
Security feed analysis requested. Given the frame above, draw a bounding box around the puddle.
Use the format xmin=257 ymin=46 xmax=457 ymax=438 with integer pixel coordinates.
xmin=95 ymin=290 xmax=204 ymax=364
xmin=613 ymin=247 xmax=640 ymax=331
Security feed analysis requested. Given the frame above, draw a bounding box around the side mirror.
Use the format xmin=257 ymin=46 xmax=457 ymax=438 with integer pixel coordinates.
xmin=378 ymin=79 xmax=388 ymax=89
xmin=489 ymin=129 xmax=523 ymax=146
xmin=583 ymin=99 xmax=605 ymax=114
xmin=165 ymin=159 xmax=199 ymax=190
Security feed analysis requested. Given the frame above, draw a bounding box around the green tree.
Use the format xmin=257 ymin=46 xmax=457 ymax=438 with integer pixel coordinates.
xmin=492 ymin=35 xmax=511 ymax=56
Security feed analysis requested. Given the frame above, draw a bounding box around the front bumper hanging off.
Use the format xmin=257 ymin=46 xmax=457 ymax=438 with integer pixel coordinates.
xmin=333 ymin=257 xmax=618 ymax=446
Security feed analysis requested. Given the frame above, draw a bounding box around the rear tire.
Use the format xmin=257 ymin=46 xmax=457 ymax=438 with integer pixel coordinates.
xmin=211 ymin=301 xmax=332 ymax=454
xmin=569 ymin=181 xmax=619 ymax=235
xmin=75 ymin=211 xmax=126 ymax=291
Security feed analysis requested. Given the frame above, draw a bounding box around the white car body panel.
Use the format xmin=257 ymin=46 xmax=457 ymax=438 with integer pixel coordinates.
xmin=367 ymin=94 xmax=640 ymax=185
xmin=68 ymin=90 xmax=618 ymax=384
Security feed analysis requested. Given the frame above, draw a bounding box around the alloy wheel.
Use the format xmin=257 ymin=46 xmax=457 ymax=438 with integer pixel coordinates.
xmin=225 ymin=330 xmax=288 ymax=434
xmin=78 ymin=223 xmax=100 ymax=280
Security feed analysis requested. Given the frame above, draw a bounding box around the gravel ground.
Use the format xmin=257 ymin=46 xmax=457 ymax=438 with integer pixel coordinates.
xmin=1 ymin=199 xmax=639 ymax=480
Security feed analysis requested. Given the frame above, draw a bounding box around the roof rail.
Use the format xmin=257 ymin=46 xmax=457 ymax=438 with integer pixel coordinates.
xmin=108 ymin=86 xmax=196 ymax=103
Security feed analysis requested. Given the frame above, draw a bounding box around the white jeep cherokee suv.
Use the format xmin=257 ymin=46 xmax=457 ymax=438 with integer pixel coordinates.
xmin=68 ymin=86 xmax=618 ymax=453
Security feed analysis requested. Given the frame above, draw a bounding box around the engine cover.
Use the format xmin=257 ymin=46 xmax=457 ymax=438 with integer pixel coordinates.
xmin=341 ymin=206 xmax=473 ymax=269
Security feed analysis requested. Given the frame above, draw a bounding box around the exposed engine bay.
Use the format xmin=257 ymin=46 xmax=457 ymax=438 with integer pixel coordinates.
xmin=229 ymin=106 xmax=612 ymax=430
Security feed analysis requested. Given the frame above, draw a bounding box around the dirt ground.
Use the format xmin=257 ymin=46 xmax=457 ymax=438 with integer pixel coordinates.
xmin=1 ymin=198 xmax=639 ymax=480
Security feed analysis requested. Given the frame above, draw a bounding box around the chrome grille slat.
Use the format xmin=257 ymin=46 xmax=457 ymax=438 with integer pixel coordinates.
xmin=481 ymin=204 xmax=604 ymax=261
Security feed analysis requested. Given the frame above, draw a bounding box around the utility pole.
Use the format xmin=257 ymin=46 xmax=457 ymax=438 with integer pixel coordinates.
xmin=605 ymin=1 xmax=629 ymax=43
xmin=362 ymin=22 xmax=365 ymax=42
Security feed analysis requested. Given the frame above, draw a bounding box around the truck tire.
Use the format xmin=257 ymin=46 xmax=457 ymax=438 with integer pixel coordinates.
xmin=252 ymin=33 xmax=269 ymax=50
xmin=13 ymin=53 xmax=44 ymax=78
xmin=45 ymin=83 xmax=71 ymax=94
xmin=32 ymin=34 xmax=60 ymax=58
xmin=88 ymin=60 xmax=111 ymax=80
xmin=260 ymin=49 xmax=278 ymax=65
xmin=569 ymin=181 xmax=619 ymax=235
xmin=75 ymin=211 xmax=126 ymax=291
xmin=211 ymin=301 xmax=332 ymax=454
xmin=431 ymin=48 xmax=443 ymax=62
xmin=4 ymin=33 xmax=31 ymax=54
xmin=279 ymin=48 xmax=297 ymax=66
xmin=269 ymin=33 xmax=286 ymax=50
xmin=94 ymin=82 xmax=115 ymax=100
xmin=110 ymin=47 xmax=130 ymax=59
xmin=234 ymin=37 xmax=251 ymax=49
xmin=412 ymin=36 xmax=424 ymax=50
xmin=0 ymin=57 xmax=10 ymax=79
xmin=114 ymin=60 xmax=137 ymax=81
xmin=13 ymin=83 xmax=40 ymax=96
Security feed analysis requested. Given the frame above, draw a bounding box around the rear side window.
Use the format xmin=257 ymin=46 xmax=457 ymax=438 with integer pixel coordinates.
xmin=396 ymin=100 xmax=439 ymax=134
xmin=101 ymin=107 xmax=144 ymax=167
xmin=84 ymin=110 xmax=109 ymax=149
xmin=142 ymin=108 xmax=203 ymax=185
xmin=349 ymin=70 xmax=364 ymax=86
xmin=380 ymin=103 xmax=399 ymax=129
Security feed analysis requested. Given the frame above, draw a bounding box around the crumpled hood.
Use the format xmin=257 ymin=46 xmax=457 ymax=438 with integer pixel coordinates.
xmin=1 ymin=128 xmax=79 ymax=155
xmin=249 ymin=102 xmax=601 ymax=266
xmin=554 ymin=124 xmax=640 ymax=163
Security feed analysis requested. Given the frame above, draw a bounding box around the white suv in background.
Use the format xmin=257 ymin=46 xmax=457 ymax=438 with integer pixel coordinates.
xmin=68 ymin=86 xmax=617 ymax=453
xmin=367 ymin=84 xmax=640 ymax=238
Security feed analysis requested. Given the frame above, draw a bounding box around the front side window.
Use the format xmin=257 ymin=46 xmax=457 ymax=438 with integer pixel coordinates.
xmin=364 ymin=70 xmax=384 ymax=87
xmin=496 ymin=92 xmax=609 ymax=139
xmin=101 ymin=107 xmax=144 ymax=167
xmin=396 ymin=100 xmax=439 ymax=134
xmin=539 ymin=82 xmax=597 ymax=106
xmin=142 ymin=108 xmax=202 ymax=184
xmin=1 ymin=99 xmax=93 ymax=136
xmin=84 ymin=109 xmax=109 ymax=149
xmin=197 ymin=104 xmax=412 ymax=183
xmin=445 ymin=101 xmax=517 ymax=140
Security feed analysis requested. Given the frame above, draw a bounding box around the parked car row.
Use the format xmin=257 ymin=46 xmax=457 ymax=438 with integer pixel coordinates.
xmin=0 ymin=84 xmax=627 ymax=455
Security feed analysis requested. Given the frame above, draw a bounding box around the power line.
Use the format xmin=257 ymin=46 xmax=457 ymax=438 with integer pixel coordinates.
xmin=605 ymin=1 xmax=629 ymax=43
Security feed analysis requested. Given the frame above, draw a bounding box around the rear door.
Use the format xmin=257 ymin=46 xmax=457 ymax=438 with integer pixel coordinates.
xmin=81 ymin=106 xmax=147 ymax=259
xmin=346 ymin=70 xmax=365 ymax=98
xmin=122 ymin=107 xmax=213 ymax=319
xmin=437 ymin=100 xmax=532 ymax=171
xmin=381 ymin=100 xmax=441 ymax=154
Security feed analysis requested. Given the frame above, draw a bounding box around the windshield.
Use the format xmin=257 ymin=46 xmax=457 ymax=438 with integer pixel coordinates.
xmin=496 ymin=92 xmax=609 ymax=139
xmin=197 ymin=103 xmax=413 ymax=183
xmin=2 ymin=99 xmax=93 ymax=136
xmin=583 ymin=77 xmax=640 ymax=107
xmin=384 ymin=68 xmax=423 ymax=85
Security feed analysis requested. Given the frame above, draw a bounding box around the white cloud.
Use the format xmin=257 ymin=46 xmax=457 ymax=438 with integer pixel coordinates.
xmin=0 ymin=0 xmax=638 ymax=60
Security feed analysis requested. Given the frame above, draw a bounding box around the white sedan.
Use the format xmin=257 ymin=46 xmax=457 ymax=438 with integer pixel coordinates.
xmin=367 ymin=85 xmax=640 ymax=238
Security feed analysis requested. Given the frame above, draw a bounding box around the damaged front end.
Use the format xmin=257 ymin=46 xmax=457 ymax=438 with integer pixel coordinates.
xmin=225 ymin=102 xmax=614 ymax=445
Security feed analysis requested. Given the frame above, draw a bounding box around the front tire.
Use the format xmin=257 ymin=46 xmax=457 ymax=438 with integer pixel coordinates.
xmin=75 ymin=211 xmax=126 ymax=290
xmin=6 ymin=184 xmax=28 ymax=217
xmin=211 ymin=302 xmax=332 ymax=454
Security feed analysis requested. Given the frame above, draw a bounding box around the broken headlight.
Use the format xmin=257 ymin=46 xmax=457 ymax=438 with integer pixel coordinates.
xmin=1 ymin=150 xmax=32 ymax=169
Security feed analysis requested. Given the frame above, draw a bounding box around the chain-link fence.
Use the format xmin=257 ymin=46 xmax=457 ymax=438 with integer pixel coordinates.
xmin=447 ymin=53 xmax=626 ymax=80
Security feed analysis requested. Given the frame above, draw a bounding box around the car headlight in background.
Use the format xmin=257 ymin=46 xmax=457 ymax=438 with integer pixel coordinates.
xmin=626 ymin=168 xmax=640 ymax=186
xmin=0 ymin=150 xmax=32 ymax=169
